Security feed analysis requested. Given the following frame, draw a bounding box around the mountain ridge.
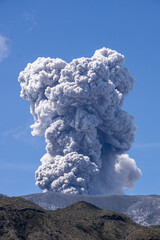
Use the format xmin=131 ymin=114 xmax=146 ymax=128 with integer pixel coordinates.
xmin=22 ymin=192 xmax=160 ymax=226
xmin=1 ymin=195 xmax=160 ymax=240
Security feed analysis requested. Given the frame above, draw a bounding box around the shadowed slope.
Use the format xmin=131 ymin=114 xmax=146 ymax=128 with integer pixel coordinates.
xmin=0 ymin=195 xmax=160 ymax=240
xmin=23 ymin=192 xmax=160 ymax=226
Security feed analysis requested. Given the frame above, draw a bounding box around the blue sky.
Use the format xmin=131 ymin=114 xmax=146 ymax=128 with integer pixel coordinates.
xmin=0 ymin=0 xmax=160 ymax=196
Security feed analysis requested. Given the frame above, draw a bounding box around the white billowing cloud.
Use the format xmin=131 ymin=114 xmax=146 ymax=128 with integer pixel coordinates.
xmin=115 ymin=154 xmax=142 ymax=189
xmin=0 ymin=35 xmax=9 ymax=62
xmin=18 ymin=47 xmax=142 ymax=195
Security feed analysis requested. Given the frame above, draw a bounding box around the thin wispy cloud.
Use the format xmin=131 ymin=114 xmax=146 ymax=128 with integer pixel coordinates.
xmin=0 ymin=162 xmax=37 ymax=171
xmin=3 ymin=125 xmax=30 ymax=141
xmin=133 ymin=142 xmax=160 ymax=149
xmin=23 ymin=12 xmax=37 ymax=31
xmin=1 ymin=124 xmax=45 ymax=147
xmin=0 ymin=35 xmax=9 ymax=62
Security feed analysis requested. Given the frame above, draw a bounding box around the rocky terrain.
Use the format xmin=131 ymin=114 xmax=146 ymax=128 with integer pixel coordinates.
xmin=23 ymin=192 xmax=160 ymax=226
xmin=0 ymin=195 xmax=160 ymax=240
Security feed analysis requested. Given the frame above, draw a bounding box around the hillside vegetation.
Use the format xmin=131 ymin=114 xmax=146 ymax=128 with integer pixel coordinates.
xmin=0 ymin=195 xmax=160 ymax=240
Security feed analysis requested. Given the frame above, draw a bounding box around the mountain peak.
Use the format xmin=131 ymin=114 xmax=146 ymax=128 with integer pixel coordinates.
xmin=1 ymin=195 xmax=160 ymax=239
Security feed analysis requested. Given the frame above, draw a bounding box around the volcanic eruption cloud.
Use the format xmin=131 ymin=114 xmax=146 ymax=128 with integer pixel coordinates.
xmin=19 ymin=48 xmax=142 ymax=195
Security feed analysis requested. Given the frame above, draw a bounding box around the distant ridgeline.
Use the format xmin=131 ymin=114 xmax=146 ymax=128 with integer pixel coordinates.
xmin=22 ymin=192 xmax=160 ymax=226
xmin=1 ymin=195 xmax=160 ymax=240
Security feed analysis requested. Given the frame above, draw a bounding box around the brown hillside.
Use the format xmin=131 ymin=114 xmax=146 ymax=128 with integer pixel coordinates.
xmin=0 ymin=195 xmax=160 ymax=240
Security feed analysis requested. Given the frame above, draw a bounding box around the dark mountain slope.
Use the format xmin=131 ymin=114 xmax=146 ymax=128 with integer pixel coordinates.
xmin=23 ymin=192 xmax=160 ymax=226
xmin=0 ymin=195 xmax=160 ymax=240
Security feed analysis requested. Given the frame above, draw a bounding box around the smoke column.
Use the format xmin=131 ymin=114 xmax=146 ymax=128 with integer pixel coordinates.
xmin=18 ymin=48 xmax=141 ymax=195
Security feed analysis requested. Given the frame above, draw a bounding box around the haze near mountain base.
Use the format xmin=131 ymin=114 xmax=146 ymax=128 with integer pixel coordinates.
xmin=18 ymin=47 xmax=142 ymax=195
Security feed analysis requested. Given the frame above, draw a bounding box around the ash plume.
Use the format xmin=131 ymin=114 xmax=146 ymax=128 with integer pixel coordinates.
xmin=18 ymin=48 xmax=142 ymax=195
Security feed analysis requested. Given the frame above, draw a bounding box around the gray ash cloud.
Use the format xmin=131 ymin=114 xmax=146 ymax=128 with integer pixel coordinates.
xmin=19 ymin=47 xmax=141 ymax=195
